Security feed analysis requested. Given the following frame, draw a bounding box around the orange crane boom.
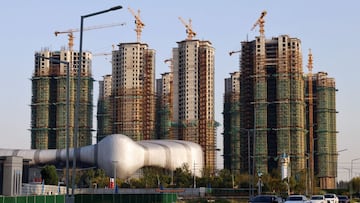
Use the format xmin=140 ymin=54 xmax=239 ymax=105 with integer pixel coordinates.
xmin=178 ymin=17 xmax=196 ymax=40
xmin=251 ymin=10 xmax=267 ymax=37
xmin=128 ymin=7 xmax=145 ymax=42
xmin=54 ymin=22 xmax=126 ymax=51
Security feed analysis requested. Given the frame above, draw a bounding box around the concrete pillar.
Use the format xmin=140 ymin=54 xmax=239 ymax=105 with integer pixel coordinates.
xmin=2 ymin=156 xmax=23 ymax=196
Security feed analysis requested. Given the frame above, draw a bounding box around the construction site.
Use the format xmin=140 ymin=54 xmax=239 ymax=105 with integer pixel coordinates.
xmin=31 ymin=49 xmax=93 ymax=149
xmin=223 ymin=11 xmax=337 ymax=190
xmin=29 ymin=6 xmax=337 ymax=189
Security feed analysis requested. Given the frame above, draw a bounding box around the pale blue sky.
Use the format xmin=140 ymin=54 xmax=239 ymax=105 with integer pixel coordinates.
xmin=0 ymin=1 xmax=359 ymax=181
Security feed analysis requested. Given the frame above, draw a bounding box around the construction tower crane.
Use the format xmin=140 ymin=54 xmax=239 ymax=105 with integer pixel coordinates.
xmin=178 ymin=17 xmax=196 ymax=40
xmin=251 ymin=10 xmax=267 ymax=37
xmin=54 ymin=22 xmax=126 ymax=51
xmin=307 ymin=48 xmax=314 ymax=194
xmin=229 ymin=50 xmax=241 ymax=56
xmin=128 ymin=7 xmax=145 ymax=42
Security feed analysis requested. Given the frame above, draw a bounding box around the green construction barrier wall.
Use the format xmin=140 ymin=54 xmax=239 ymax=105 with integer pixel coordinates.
xmin=75 ymin=194 xmax=178 ymax=203
xmin=0 ymin=194 xmax=177 ymax=203
xmin=0 ymin=195 xmax=65 ymax=203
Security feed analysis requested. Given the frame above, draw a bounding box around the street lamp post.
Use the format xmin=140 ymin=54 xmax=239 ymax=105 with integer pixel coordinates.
xmin=350 ymin=158 xmax=360 ymax=200
xmin=340 ymin=168 xmax=350 ymax=191
xmin=72 ymin=5 xmax=122 ymax=198
xmin=35 ymin=54 xmax=70 ymax=198
xmin=335 ymin=149 xmax=348 ymax=188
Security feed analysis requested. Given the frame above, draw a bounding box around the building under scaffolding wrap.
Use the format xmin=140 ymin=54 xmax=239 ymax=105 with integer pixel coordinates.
xmin=223 ymin=72 xmax=241 ymax=172
xmin=305 ymin=72 xmax=337 ymax=189
xmin=31 ymin=49 xmax=93 ymax=149
xmin=155 ymin=72 xmax=174 ymax=140
xmin=97 ymin=75 xmax=113 ymax=142
xmin=111 ymin=42 xmax=156 ymax=141
xmin=223 ymin=34 xmax=338 ymax=190
xmin=239 ymin=35 xmax=306 ymax=177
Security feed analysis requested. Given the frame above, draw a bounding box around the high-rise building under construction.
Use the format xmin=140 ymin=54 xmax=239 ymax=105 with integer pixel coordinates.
xmin=97 ymin=74 xmax=113 ymax=142
xmin=223 ymin=34 xmax=337 ymax=189
xmin=31 ymin=49 xmax=93 ymax=149
xmin=156 ymin=72 xmax=174 ymax=140
xmin=223 ymin=71 xmax=241 ymax=172
xmin=169 ymin=39 xmax=217 ymax=171
xmin=110 ymin=42 xmax=156 ymax=141
xmin=305 ymin=71 xmax=337 ymax=189
xmin=241 ymin=35 xmax=307 ymax=176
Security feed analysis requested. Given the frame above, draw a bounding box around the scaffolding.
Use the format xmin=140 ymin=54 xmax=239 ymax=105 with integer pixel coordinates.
xmin=155 ymin=72 xmax=174 ymax=140
xmin=111 ymin=43 xmax=156 ymax=141
xmin=31 ymin=50 xmax=93 ymax=149
xmin=98 ymin=13 xmax=156 ymax=141
xmin=198 ymin=42 xmax=216 ymax=172
xmin=313 ymin=72 xmax=337 ymax=189
xmin=239 ymin=41 xmax=254 ymax=175
xmin=143 ymin=50 xmax=156 ymax=140
xmin=113 ymin=87 xmax=144 ymax=141
xmin=253 ymin=35 xmax=268 ymax=175
xmin=96 ymin=88 xmax=113 ymax=142
xmin=288 ymin=38 xmax=306 ymax=172
xmin=223 ymin=77 xmax=241 ymax=173
xmin=235 ymin=35 xmax=308 ymax=178
xmin=97 ymin=75 xmax=113 ymax=142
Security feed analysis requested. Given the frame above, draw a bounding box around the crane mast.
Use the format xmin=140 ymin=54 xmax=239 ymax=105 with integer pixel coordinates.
xmin=128 ymin=7 xmax=145 ymax=42
xmin=54 ymin=22 xmax=126 ymax=51
xmin=251 ymin=10 xmax=267 ymax=37
xmin=178 ymin=17 xmax=196 ymax=40
xmin=307 ymin=49 xmax=314 ymax=194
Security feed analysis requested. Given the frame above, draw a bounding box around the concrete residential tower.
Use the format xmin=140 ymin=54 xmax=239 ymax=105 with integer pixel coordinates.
xmin=171 ymin=40 xmax=217 ymax=171
xmin=111 ymin=42 xmax=156 ymax=141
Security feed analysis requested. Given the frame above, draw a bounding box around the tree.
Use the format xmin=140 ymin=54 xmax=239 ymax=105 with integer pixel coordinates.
xmin=352 ymin=177 xmax=360 ymax=194
xmin=89 ymin=169 xmax=109 ymax=188
xmin=217 ymin=169 xmax=233 ymax=188
xmin=173 ymin=164 xmax=192 ymax=188
xmin=41 ymin=165 xmax=58 ymax=185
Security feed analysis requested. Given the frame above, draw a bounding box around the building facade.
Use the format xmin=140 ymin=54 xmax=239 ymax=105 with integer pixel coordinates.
xmin=155 ymin=72 xmax=174 ymax=140
xmin=234 ymin=35 xmax=306 ymax=176
xmin=31 ymin=49 xmax=93 ymax=149
xmin=223 ymin=71 xmax=241 ymax=172
xmin=305 ymin=71 xmax=337 ymax=189
xmin=170 ymin=40 xmax=217 ymax=171
xmin=97 ymin=74 xmax=113 ymax=142
xmin=111 ymin=42 xmax=156 ymax=141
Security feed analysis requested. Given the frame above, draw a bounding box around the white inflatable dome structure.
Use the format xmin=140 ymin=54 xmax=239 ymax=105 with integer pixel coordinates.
xmin=0 ymin=134 xmax=204 ymax=178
